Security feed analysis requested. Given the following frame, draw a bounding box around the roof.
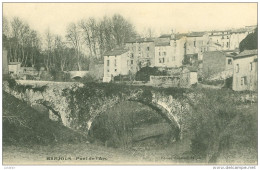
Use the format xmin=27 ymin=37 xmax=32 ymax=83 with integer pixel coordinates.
xmin=233 ymin=49 xmax=258 ymax=59
xmin=159 ymin=33 xmax=187 ymax=40
xmin=159 ymin=34 xmax=171 ymax=38
xmin=125 ymin=37 xmax=155 ymax=43
xmin=103 ymin=48 xmax=129 ymax=56
xmin=171 ymin=34 xmax=187 ymax=40
xmin=203 ymin=50 xmax=236 ymax=58
xmin=155 ymin=42 xmax=170 ymax=46
xmin=186 ymin=32 xmax=206 ymax=37
xmin=214 ymin=43 xmax=222 ymax=47
xmin=9 ymin=62 xmax=21 ymax=65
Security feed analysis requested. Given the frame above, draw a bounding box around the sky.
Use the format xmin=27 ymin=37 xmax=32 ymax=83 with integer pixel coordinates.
xmin=3 ymin=3 xmax=258 ymax=38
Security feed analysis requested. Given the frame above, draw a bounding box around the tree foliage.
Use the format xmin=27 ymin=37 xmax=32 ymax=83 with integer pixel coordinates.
xmin=239 ymin=28 xmax=258 ymax=52
xmin=135 ymin=67 xmax=167 ymax=82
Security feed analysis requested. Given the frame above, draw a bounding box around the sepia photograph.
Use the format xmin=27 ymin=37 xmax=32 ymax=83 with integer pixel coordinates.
xmin=1 ymin=2 xmax=258 ymax=167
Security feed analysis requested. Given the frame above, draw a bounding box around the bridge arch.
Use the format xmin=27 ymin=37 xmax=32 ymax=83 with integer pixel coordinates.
xmin=86 ymin=94 xmax=182 ymax=140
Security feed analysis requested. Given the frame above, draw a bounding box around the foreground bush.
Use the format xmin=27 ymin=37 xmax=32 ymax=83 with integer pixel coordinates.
xmin=187 ymin=89 xmax=257 ymax=163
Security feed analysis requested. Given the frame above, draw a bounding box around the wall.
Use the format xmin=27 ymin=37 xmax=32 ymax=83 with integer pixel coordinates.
xmin=232 ymin=55 xmax=257 ymax=91
xmin=103 ymin=52 xmax=134 ymax=82
xmin=8 ymin=63 xmax=21 ymax=75
xmin=150 ymin=70 xmax=197 ymax=88
xmin=125 ymin=41 xmax=155 ymax=68
xmin=202 ymin=51 xmax=227 ymax=78
xmin=3 ymin=48 xmax=8 ymax=75
xmin=186 ymin=35 xmax=208 ymax=55
xmin=229 ymin=32 xmax=247 ymax=50
xmin=150 ymin=76 xmax=180 ymax=87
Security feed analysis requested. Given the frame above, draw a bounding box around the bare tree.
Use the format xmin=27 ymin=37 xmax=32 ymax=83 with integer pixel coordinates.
xmin=43 ymin=28 xmax=54 ymax=71
xmin=66 ymin=23 xmax=82 ymax=71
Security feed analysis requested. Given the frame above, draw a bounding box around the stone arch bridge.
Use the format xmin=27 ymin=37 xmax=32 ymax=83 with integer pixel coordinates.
xmin=3 ymin=80 xmax=199 ymax=139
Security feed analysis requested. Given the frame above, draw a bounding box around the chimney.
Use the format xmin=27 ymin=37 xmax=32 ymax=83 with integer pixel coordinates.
xmin=171 ymin=29 xmax=175 ymax=39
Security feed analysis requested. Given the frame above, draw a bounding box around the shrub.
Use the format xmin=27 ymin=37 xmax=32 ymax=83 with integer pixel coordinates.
xmin=7 ymin=78 xmax=17 ymax=89
xmin=187 ymin=89 xmax=257 ymax=163
xmin=135 ymin=67 xmax=167 ymax=82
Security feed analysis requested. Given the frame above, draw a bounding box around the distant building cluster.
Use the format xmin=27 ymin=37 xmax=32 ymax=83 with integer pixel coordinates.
xmin=102 ymin=25 xmax=257 ymax=91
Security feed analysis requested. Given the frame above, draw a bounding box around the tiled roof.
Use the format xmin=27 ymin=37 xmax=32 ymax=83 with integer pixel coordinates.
xmin=103 ymin=48 xmax=129 ymax=56
xmin=159 ymin=33 xmax=187 ymax=40
xmin=155 ymin=41 xmax=170 ymax=46
xmin=186 ymin=32 xmax=206 ymax=37
xmin=159 ymin=34 xmax=171 ymax=38
xmin=233 ymin=49 xmax=258 ymax=59
xmin=171 ymin=34 xmax=187 ymax=40
xmin=9 ymin=62 xmax=21 ymax=65
xmin=125 ymin=37 xmax=155 ymax=43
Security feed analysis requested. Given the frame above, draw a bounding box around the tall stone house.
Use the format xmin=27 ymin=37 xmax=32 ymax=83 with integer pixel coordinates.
xmin=232 ymin=49 xmax=258 ymax=91
xmin=103 ymin=48 xmax=134 ymax=82
xmin=125 ymin=38 xmax=155 ymax=68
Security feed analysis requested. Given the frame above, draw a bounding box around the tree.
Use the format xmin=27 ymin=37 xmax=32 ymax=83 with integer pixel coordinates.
xmin=66 ymin=23 xmax=83 ymax=71
xmin=43 ymin=28 xmax=54 ymax=71
xmin=239 ymin=28 xmax=258 ymax=52
xmin=111 ymin=14 xmax=136 ymax=47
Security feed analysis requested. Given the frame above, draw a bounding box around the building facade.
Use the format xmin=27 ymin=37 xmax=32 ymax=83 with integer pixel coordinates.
xmin=232 ymin=49 xmax=258 ymax=91
xmin=202 ymin=51 xmax=236 ymax=78
xmin=3 ymin=48 xmax=9 ymax=75
xmin=103 ymin=48 xmax=134 ymax=82
xmin=154 ymin=34 xmax=186 ymax=68
xmin=125 ymin=38 xmax=155 ymax=68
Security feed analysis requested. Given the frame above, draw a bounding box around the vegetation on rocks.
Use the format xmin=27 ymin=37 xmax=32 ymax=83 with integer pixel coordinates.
xmin=3 ymin=91 xmax=86 ymax=146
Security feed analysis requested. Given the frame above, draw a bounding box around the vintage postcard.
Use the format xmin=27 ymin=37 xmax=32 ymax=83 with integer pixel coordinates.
xmin=2 ymin=2 xmax=258 ymax=167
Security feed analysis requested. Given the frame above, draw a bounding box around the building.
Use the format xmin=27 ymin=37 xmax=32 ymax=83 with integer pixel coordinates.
xmin=208 ymin=26 xmax=255 ymax=52
xmin=8 ymin=62 xmax=22 ymax=75
xmin=232 ymin=49 xmax=257 ymax=91
xmin=154 ymin=34 xmax=186 ymax=68
xmin=125 ymin=37 xmax=155 ymax=68
xmin=202 ymin=51 xmax=236 ymax=79
xmin=185 ymin=32 xmax=210 ymax=61
xmin=103 ymin=48 xmax=134 ymax=82
xmin=3 ymin=48 xmax=8 ymax=75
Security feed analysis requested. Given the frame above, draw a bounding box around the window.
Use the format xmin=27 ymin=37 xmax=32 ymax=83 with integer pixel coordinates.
xmin=250 ymin=62 xmax=253 ymax=71
xmin=194 ymin=41 xmax=196 ymax=47
xmin=241 ymin=76 xmax=247 ymax=86
xmin=114 ymin=59 xmax=117 ymax=66
xmin=107 ymin=60 xmax=110 ymax=66
xmin=115 ymin=69 xmax=117 ymax=72
xmin=131 ymin=53 xmax=134 ymax=58
xmin=236 ymin=64 xmax=239 ymax=73
xmin=147 ymin=54 xmax=149 ymax=58
xmin=159 ymin=58 xmax=165 ymax=63
xmin=228 ymin=59 xmax=232 ymax=65
xmin=138 ymin=47 xmax=141 ymax=51
xmin=226 ymin=42 xmax=229 ymax=48
xmin=159 ymin=52 xmax=161 ymax=56
xmin=163 ymin=52 xmax=167 ymax=56
xmin=147 ymin=47 xmax=150 ymax=51
xmin=131 ymin=60 xmax=134 ymax=65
